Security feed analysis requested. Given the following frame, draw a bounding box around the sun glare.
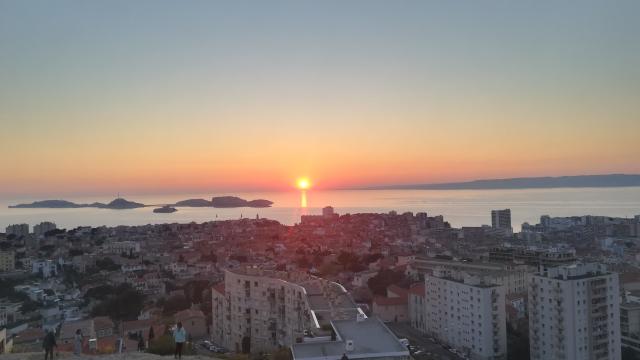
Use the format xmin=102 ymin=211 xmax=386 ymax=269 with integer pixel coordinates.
xmin=297 ymin=178 xmax=310 ymax=190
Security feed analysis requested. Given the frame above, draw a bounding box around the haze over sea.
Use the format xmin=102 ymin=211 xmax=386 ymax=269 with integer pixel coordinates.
xmin=2 ymin=187 xmax=640 ymax=232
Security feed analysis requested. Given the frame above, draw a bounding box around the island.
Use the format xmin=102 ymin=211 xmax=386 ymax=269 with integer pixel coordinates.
xmin=9 ymin=196 xmax=273 ymax=209
xmin=173 ymin=198 xmax=213 ymax=207
xmin=9 ymin=198 xmax=146 ymax=209
xmin=210 ymin=196 xmax=273 ymax=208
xmin=153 ymin=205 xmax=177 ymax=213
xmin=172 ymin=196 xmax=273 ymax=208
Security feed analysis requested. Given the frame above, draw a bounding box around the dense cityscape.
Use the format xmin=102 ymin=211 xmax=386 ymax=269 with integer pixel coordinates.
xmin=2 ymin=206 xmax=640 ymax=359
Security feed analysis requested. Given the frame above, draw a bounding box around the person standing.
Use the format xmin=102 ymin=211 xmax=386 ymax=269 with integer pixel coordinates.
xmin=73 ymin=329 xmax=83 ymax=355
xmin=42 ymin=330 xmax=57 ymax=360
xmin=173 ymin=322 xmax=187 ymax=359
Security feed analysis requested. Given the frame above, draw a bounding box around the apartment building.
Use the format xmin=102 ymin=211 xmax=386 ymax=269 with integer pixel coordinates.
xmin=408 ymin=283 xmax=426 ymax=333
xmin=212 ymin=267 xmax=362 ymax=354
xmin=620 ymin=297 xmax=640 ymax=353
xmin=5 ymin=224 xmax=28 ymax=237
xmin=491 ymin=209 xmax=512 ymax=231
xmin=0 ymin=251 xmax=15 ymax=272
xmin=33 ymin=221 xmax=57 ymax=236
xmin=528 ymin=263 xmax=621 ymax=360
xmin=424 ymin=268 xmax=507 ymax=360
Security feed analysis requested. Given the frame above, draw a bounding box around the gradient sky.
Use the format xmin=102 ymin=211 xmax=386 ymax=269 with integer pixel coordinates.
xmin=1 ymin=0 xmax=639 ymax=195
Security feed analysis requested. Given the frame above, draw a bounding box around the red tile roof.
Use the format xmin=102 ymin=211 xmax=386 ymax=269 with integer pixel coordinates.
xmin=175 ymin=308 xmax=205 ymax=322
xmin=408 ymin=283 xmax=426 ymax=297
xmin=212 ymin=282 xmax=225 ymax=295
xmin=373 ymin=295 xmax=407 ymax=306
xmin=387 ymin=284 xmax=409 ymax=298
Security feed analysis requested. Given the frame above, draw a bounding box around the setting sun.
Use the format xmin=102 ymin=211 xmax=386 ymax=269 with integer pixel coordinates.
xmin=297 ymin=178 xmax=311 ymax=190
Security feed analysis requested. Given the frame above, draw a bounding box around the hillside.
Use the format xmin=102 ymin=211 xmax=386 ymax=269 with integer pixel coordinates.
xmin=364 ymin=174 xmax=640 ymax=190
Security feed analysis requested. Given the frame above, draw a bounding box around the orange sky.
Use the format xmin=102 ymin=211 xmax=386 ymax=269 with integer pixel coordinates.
xmin=1 ymin=1 xmax=639 ymax=196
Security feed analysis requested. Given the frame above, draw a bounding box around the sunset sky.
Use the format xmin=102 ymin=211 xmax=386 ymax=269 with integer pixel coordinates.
xmin=1 ymin=1 xmax=639 ymax=196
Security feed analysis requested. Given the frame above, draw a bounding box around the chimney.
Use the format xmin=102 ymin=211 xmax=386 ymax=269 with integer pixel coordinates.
xmin=345 ymin=340 xmax=354 ymax=352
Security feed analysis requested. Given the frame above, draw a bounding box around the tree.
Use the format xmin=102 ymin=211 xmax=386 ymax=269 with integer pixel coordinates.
xmin=367 ymin=269 xmax=406 ymax=296
xmin=91 ymin=284 xmax=145 ymax=321
xmin=162 ymin=294 xmax=190 ymax=316
xmin=95 ymin=257 xmax=119 ymax=271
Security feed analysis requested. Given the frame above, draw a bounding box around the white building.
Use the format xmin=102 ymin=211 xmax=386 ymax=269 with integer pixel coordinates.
xmin=5 ymin=224 xmax=29 ymax=237
xmin=33 ymin=222 xmax=57 ymax=236
xmin=620 ymin=296 xmax=640 ymax=353
xmin=32 ymin=260 xmax=57 ymax=278
xmin=212 ymin=267 xmax=362 ymax=354
xmin=291 ymin=317 xmax=410 ymax=360
xmin=424 ymin=268 xmax=507 ymax=360
xmin=528 ymin=263 xmax=621 ymax=360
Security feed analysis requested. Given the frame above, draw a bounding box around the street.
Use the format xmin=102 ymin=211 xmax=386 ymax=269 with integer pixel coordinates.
xmin=385 ymin=322 xmax=464 ymax=360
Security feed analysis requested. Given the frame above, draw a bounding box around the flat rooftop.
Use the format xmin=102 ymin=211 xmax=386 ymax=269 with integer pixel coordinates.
xmin=292 ymin=317 xmax=409 ymax=360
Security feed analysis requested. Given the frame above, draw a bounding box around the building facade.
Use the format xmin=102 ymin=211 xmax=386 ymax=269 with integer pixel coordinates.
xmin=212 ymin=268 xmax=361 ymax=354
xmin=424 ymin=268 xmax=507 ymax=360
xmin=5 ymin=224 xmax=29 ymax=237
xmin=491 ymin=209 xmax=511 ymax=231
xmin=528 ymin=263 xmax=621 ymax=360
xmin=408 ymin=283 xmax=426 ymax=333
xmin=33 ymin=221 xmax=57 ymax=236
xmin=0 ymin=251 xmax=15 ymax=272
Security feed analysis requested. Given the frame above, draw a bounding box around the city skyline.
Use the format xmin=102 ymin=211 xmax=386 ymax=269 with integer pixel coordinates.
xmin=2 ymin=1 xmax=639 ymax=195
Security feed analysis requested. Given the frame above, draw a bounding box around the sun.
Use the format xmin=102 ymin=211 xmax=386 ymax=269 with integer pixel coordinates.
xmin=297 ymin=178 xmax=311 ymax=190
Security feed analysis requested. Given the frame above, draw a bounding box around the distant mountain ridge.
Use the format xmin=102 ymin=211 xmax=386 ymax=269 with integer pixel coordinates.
xmin=363 ymin=174 xmax=640 ymax=190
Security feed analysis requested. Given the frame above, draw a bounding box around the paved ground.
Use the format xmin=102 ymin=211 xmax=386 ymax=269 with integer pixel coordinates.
xmin=385 ymin=322 xmax=463 ymax=360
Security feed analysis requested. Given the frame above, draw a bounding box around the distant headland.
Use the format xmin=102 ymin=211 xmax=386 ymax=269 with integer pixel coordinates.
xmin=9 ymin=196 xmax=273 ymax=209
xmin=361 ymin=174 xmax=640 ymax=190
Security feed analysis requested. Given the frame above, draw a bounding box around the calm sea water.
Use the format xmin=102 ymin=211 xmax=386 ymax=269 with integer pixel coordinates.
xmin=1 ymin=188 xmax=639 ymax=232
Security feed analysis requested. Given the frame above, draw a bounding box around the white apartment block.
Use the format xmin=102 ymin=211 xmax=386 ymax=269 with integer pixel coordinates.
xmin=212 ymin=267 xmax=361 ymax=354
xmin=620 ymin=298 xmax=640 ymax=353
xmin=528 ymin=263 xmax=621 ymax=360
xmin=424 ymin=268 xmax=507 ymax=360
xmin=5 ymin=224 xmax=29 ymax=237
xmin=33 ymin=221 xmax=57 ymax=236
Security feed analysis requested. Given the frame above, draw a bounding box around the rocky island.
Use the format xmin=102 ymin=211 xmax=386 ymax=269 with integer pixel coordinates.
xmin=9 ymin=198 xmax=146 ymax=209
xmin=210 ymin=196 xmax=273 ymax=208
xmin=9 ymin=196 xmax=273 ymax=209
xmin=153 ymin=205 xmax=177 ymax=213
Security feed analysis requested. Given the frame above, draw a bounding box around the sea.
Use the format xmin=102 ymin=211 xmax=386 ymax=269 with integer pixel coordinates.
xmin=1 ymin=187 xmax=639 ymax=232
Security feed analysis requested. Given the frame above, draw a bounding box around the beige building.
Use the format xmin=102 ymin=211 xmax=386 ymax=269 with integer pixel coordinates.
xmin=0 ymin=251 xmax=15 ymax=272
xmin=212 ymin=267 xmax=362 ymax=353
xmin=175 ymin=309 xmax=207 ymax=339
xmin=408 ymin=283 xmax=426 ymax=333
xmin=372 ymin=285 xmax=409 ymax=323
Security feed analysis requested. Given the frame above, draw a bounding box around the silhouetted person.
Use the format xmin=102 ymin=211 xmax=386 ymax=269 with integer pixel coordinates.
xmin=341 ymin=353 xmax=349 ymax=360
xmin=73 ymin=329 xmax=83 ymax=355
xmin=173 ymin=322 xmax=186 ymax=359
xmin=138 ymin=335 xmax=145 ymax=351
xmin=43 ymin=330 xmax=56 ymax=360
